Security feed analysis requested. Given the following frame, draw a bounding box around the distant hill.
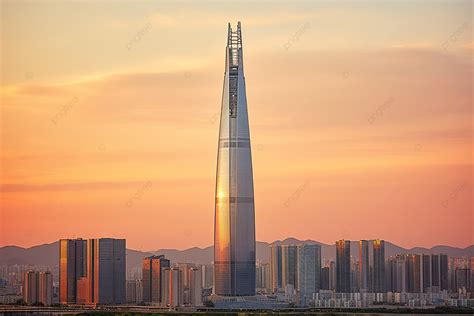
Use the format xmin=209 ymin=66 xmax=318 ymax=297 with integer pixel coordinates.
xmin=1 ymin=239 xmax=472 ymax=271
xmin=0 ymin=241 xmax=155 ymax=270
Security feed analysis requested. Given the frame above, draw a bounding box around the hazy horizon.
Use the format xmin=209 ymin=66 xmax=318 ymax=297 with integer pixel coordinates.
xmin=1 ymin=236 xmax=473 ymax=253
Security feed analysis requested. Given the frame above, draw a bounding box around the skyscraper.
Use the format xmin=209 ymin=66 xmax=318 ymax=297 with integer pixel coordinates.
xmin=214 ymin=22 xmax=256 ymax=296
xmin=256 ymin=262 xmax=271 ymax=291
xmin=336 ymin=240 xmax=351 ymax=293
xmin=470 ymin=257 xmax=474 ymax=293
xmin=59 ymin=238 xmax=87 ymax=304
xmin=164 ymin=267 xmax=183 ymax=307
xmin=431 ymin=254 xmax=440 ymax=292
xmin=440 ymin=254 xmax=449 ymax=291
xmin=385 ymin=256 xmax=396 ymax=292
xmin=321 ymin=266 xmax=330 ymax=290
xmin=142 ymin=255 xmax=170 ymax=304
xmin=351 ymin=258 xmax=360 ymax=293
xmin=161 ymin=267 xmax=171 ymax=307
xmin=422 ymin=254 xmax=431 ymax=293
xmin=23 ymin=271 xmax=38 ymax=305
xmin=89 ymin=238 xmax=126 ymax=304
xmin=407 ymin=254 xmax=421 ymax=293
xmin=297 ymin=244 xmax=321 ymax=306
xmin=270 ymin=244 xmax=282 ymax=292
xmin=126 ymin=279 xmax=143 ymax=304
xmin=23 ymin=271 xmax=53 ymax=306
xmin=282 ymin=245 xmax=298 ymax=290
xmin=329 ymin=261 xmax=336 ymax=291
xmin=189 ymin=267 xmax=203 ymax=306
xmin=201 ymin=264 xmax=213 ymax=289
xmin=454 ymin=268 xmax=470 ymax=292
xmin=395 ymin=254 xmax=408 ymax=293
xmin=39 ymin=271 xmax=53 ymax=306
xmin=359 ymin=240 xmax=369 ymax=292
xmin=373 ymin=239 xmax=385 ymax=293
xmin=71 ymin=238 xmax=126 ymax=305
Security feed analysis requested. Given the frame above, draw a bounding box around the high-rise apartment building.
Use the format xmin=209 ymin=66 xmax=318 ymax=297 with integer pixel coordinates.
xmin=23 ymin=271 xmax=53 ymax=306
xmin=440 ymin=254 xmax=449 ymax=291
xmin=385 ymin=257 xmax=395 ymax=292
xmin=256 ymin=262 xmax=271 ymax=291
xmin=39 ymin=271 xmax=53 ymax=306
xmin=329 ymin=261 xmax=336 ymax=291
xmin=23 ymin=270 xmax=39 ymax=305
xmin=395 ymin=255 xmax=407 ymax=293
xmin=336 ymin=240 xmax=351 ymax=293
xmin=174 ymin=262 xmax=195 ymax=304
xmin=282 ymin=245 xmax=298 ymax=290
xmin=471 ymin=257 xmax=474 ymax=293
xmin=189 ymin=267 xmax=202 ymax=306
xmin=431 ymin=254 xmax=440 ymax=291
xmin=422 ymin=254 xmax=431 ymax=293
xmin=359 ymin=240 xmax=369 ymax=292
xmin=321 ymin=266 xmax=330 ymax=290
xmin=455 ymin=268 xmax=471 ymax=292
xmin=142 ymin=255 xmax=170 ymax=304
xmin=270 ymin=244 xmax=282 ymax=292
xmin=201 ymin=264 xmax=213 ymax=289
xmin=162 ymin=267 xmax=183 ymax=307
xmin=126 ymin=279 xmax=143 ymax=304
xmin=373 ymin=239 xmax=385 ymax=293
xmin=407 ymin=254 xmax=421 ymax=293
xmin=297 ymin=244 xmax=321 ymax=305
xmin=351 ymin=258 xmax=360 ymax=293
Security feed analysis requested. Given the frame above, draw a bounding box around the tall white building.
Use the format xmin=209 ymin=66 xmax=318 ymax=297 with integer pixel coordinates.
xmin=256 ymin=262 xmax=271 ymax=292
xmin=162 ymin=267 xmax=183 ymax=307
xmin=170 ymin=268 xmax=183 ymax=307
xmin=23 ymin=271 xmax=53 ymax=306
xmin=189 ymin=267 xmax=202 ymax=306
xmin=39 ymin=271 xmax=53 ymax=306
xmin=201 ymin=264 xmax=213 ymax=289
xmin=126 ymin=279 xmax=143 ymax=304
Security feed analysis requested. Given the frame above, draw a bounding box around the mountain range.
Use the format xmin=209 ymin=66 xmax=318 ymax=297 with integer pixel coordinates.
xmin=1 ymin=239 xmax=473 ymax=271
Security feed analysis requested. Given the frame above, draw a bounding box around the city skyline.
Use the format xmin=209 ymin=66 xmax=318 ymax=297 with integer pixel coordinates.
xmin=1 ymin=1 xmax=473 ymax=251
xmin=3 ymin=236 xmax=473 ymax=310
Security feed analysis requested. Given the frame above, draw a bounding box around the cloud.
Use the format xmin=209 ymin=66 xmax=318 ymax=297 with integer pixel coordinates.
xmin=391 ymin=42 xmax=433 ymax=49
xmin=462 ymin=42 xmax=474 ymax=50
xmin=0 ymin=181 xmax=139 ymax=192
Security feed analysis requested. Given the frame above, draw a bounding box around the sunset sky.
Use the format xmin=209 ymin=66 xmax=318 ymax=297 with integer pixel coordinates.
xmin=1 ymin=1 xmax=472 ymax=251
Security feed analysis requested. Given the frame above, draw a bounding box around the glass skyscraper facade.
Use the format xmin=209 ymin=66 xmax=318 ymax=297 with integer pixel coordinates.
xmin=359 ymin=240 xmax=369 ymax=292
xmin=282 ymin=245 xmax=298 ymax=289
xmin=373 ymin=239 xmax=385 ymax=293
xmin=270 ymin=244 xmax=282 ymax=292
xmin=59 ymin=238 xmax=86 ymax=304
xmin=59 ymin=238 xmax=125 ymax=305
xmin=336 ymin=240 xmax=351 ymax=293
xmin=214 ymin=22 xmax=256 ymax=296
xmin=142 ymin=255 xmax=170 ymax=304
xmin=297 ymin=244 xmax=321 ymax=305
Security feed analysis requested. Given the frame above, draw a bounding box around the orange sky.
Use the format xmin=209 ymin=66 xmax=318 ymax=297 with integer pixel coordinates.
xmin=1 ymin=1 xmax=473 ymax=251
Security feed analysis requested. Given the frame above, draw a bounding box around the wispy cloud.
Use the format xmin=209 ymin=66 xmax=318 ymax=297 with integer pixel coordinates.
xmin=0 ymin=181 xmax=142 ymax=192
xmin=391 ymin=42 xmax=433 ymax=49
